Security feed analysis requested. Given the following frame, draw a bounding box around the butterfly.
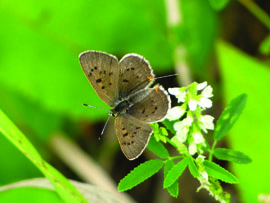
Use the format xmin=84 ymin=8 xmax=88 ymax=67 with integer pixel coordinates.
xmin=79 ymin=51 xmax=171 ymax=160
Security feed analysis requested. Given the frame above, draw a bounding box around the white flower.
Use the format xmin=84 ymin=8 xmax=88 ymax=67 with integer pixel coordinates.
xmin=197 ymin=82 xmax=207 ymax=90
xmin=167 ymin=105 xmax=186 ymax=120
xmin=193 ymin=132 xmax=205 ymax=144
xmin=198 ymin=115 xmax=214 ymax=133
xmin=175 ymin=126 xmax=189 ymax=142
xmin=189 ymin=143 xmax=197 ymax=155
xmin=198 ymin=97 xmax=212 ymax=109
xmin=201 ymin=85 xmax=213 ymax=98
xmin=168 ymin=87 xmax=186 ymax=103
xmin=197 ymin=85 xmax=213 ymax=109
xmin=188 ymin=99 xmax=198 ymax=111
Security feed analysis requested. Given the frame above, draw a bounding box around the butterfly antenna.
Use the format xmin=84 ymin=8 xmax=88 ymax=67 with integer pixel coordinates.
xmin=101 ymin=115 xmax=112 ymax=136
xmin=155 ymin=73 xmax=178 ymax=80
xmin=83 ymin=103 xmax=110 ymax=112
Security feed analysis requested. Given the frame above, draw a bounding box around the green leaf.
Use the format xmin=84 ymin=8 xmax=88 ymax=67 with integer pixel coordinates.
xmin=164 ymin=158 xmax=188 ymax=188
xmin=259 ymin=34 xmax=270 ymax=55
xmin=187 ymin=157 xmax=200 ymax=178
xmin=213 ymin=148 xmax=252 ymax=164
xmin=164 ymin=160 xmax=179 ymax=198
xmin=0 ymin=109 xmax=87 ymax=203
xmin=0 ymin=187 xmax=62 ymax=203
xmin=118 ymin=159 xmax=164 ymax=192
xmin=203 ymin=160 xmax=239 ymax=184
xmin=162 ymin=119 xmax=177 ymax=134
xmin=147 ymin=136 xmax=170 ymax=159
xmin=217 ymin=40 xmax=270 ymax=202
xmin=208 ymin=0 xmax=230 ymax=11
xmin=214 ymin=94 xmax=247 ymax=141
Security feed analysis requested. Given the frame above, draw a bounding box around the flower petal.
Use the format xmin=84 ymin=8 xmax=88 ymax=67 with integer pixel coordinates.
xmin=167 ymin=105 xmax=186 ymax=120
xmin=188 ymin=99 xmax=198 ymax=111
xmin=201 ymin=86 xmax=213 ymax=98
xmin=197 ymin=81 xmax=207 ymax=90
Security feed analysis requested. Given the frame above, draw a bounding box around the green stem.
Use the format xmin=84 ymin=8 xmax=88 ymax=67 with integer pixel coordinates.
xmin=238 ymin=0 xmax=270 ymax=29
xmin=208 ymin=140 xmax=217 ymax=162
xmin=165 ymin=136 xmax=177 ymax=147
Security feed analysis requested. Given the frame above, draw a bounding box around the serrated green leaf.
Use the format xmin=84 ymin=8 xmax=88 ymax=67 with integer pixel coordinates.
xmin=118 ymin=159 xmax=164 ymax=191
xmin=214 ymin=94 xmax=247 ymax=141
xmin=167 ymin=181 xmax=179 ymax=198
xmin=208 ymin=0 xmax=230 ymax=11
xmin=203 ymin=160 xmax=239 ymax=184
xmin=187 ymin=157 xmax=200 ymax=178
xmin=164 ymin=158 xmax=188 ymax=188
xmin=164 ymin=160 xmax=179 ymax=198
xmin=213 ymin=148 xmax=252 ymax=164
xmin=0 ymin=109 xmax=87 ymax=203
xmin=147 ymin=136 xmax=169 ymax=159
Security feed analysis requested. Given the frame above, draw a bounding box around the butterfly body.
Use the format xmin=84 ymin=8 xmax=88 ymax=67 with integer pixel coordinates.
xmin=79 ymin=51 xmax=171 ymax=160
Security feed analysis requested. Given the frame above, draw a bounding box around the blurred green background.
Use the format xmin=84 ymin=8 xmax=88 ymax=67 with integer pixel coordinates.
xmin=0 ymin=0 xmax=269 ymax=202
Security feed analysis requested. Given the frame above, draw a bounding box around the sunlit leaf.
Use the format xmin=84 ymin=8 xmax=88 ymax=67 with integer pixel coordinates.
xmin=214 ymin=94 xmax=247 ymax=141
xmin=164 ymin=160 xmax=179 ymax=198
xmin=213 ymin=148 xmax=252 ymax=164
xmin=187 ymin=156 xmax=200 ymax=178
xmin=203 ymin=160 xmax=238 ymax=184
xmin=118 ymin=159 xmax=164 ymax=192
xmin=164 ymin=158 xmax=188 ymax=188
xmin=0 ymin=109 xmax=87 ymax=203
xmin=147 ymin=136 xmax=170 ymax=159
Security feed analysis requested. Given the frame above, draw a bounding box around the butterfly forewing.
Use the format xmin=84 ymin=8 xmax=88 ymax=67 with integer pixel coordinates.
xmin=79 ymin=51 xmax=119 ymax=106
xmin=118 ymin=54 xmax=154 ymax=100
xmin=115 ymin=114 xmax=153 ymax=160
xmin=127 ymin=86 xmax=171 ymax=123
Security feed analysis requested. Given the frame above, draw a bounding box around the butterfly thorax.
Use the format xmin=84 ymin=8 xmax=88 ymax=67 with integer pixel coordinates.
xmin=110 ymin=100 xmax=130 ymax=117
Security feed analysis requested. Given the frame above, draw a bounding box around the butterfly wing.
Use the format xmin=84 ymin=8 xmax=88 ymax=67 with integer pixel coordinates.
xmin=115 ymin=114 xmax=153 ymax=160
xmin=118 ymin=54 xmax=154 ymax=100
xmin=127 ymin=86 xmax=171 ymax=123
xmin=79 ymin=51 xmax=119 ymax=106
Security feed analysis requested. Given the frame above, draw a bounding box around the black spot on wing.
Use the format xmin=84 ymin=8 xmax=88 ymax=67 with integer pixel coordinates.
xmin=96 ymin=79 xmax=102 ymax=83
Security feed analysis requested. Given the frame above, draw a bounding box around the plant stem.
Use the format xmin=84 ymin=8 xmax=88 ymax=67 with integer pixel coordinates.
xmin=165 ymin=136 xmax=177 ymax=147
xmin=208 ymin=140 xmax=217 ymax=162
xmin=238 ymin=0 xmax=270 ymax=29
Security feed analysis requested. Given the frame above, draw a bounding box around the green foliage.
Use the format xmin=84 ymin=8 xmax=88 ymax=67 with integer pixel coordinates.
xmin=118 ymin=83 xmax=250 ymax=203
xmin=203 ymin=160 xmax=239 ymax=184
xmin=118 ymin=159 xmax=164 ymax=192
xmin=163 ymin=158 xmax=188 ymax=188
xmin=208 ymin=0 xmax=231 ymax=10
xmin=187 ymin=156 xmax=200 ymax=178
xmin=259 ymin=34 xmax=270 ymax=55
xmin=164 ymin=160 xmax=179 ymax=198
xmin=0 ymin=187 xmax=63 ymax=203
xmin=214 ymin=94 xmax=247 ymax=141
xmin=0 ymin=0 xmax=268 ymax=202
xmin=147 ymin=136 xmax=170 ymax=159
xmin=213 ymin=148 xmax=252 ymax=164
xmin=0 ymin=110 xmax=87 ymax=203
xmin=217 ymin=41 xmax=270 ymax=203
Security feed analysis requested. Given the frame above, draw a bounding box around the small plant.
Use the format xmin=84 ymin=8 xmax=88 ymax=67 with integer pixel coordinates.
xmin=118 ymin=82 xmax=251 ymax=203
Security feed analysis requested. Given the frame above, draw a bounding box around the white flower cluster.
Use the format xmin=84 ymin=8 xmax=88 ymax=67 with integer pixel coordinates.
xmin=167 ymin=82 xmax=214 ymax=155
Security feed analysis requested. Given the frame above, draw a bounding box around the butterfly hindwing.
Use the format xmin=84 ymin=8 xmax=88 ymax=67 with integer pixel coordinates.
xmin=118 ymin=54 xmax=154 ymax=100
xmin=79 ymin=51 xmax=119 ymax=106
xmin=127 ymin=86 xmax=171 ymax=123
xmin=115 ymin=114 xmax=153 ymax=160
